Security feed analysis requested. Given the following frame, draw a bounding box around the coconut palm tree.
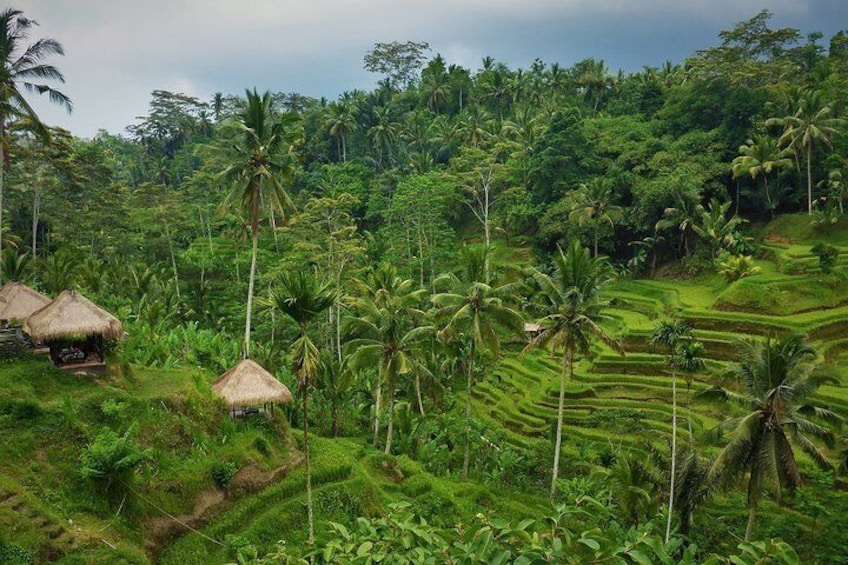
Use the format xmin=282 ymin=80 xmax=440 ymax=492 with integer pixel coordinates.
xmin=568 ymin=178 xmax=623 ymax=258
xmin=0 ymin=8 xmax=72 ymax=284
xmin=215 ymin=89 xmax=302 ymax=358
xmin=347 ymin=264 xmax=430 ymax=455
xmin=432 ymin=245 xmax=523 ymax=478
xmin=524 ymin=242 xmax=623 ymax=499
xmin=766 ymin=90 xmax=844 ymax=215
xmin=262 ymin=271 xmax=335 ymax=546
xmin=324 ymin=97 xmax=358 ymax=162
xmin=731 ymin=134 xmax=794 ymax=215
xmin=701 ymin=334 xmax=840 ymax=541
xmin=650 ymin=319 xmax=700 ymax=543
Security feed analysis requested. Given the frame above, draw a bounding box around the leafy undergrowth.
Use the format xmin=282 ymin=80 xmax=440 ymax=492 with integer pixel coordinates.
xmin=0 ymin=355 xmax=292 ymax=563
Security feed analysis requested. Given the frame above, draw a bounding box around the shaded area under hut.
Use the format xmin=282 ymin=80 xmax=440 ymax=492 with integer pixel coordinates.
xmin=0 ymin=282 xmax=52 ymax=351
xmin=212 ymin=358 xmax=294 ymax=418
xmin=24 ymin=289 xmax=123 ymax=372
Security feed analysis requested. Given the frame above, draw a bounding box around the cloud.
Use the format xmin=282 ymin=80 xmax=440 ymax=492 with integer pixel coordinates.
xmin=21 ymin=0 xmax=848 ymax=137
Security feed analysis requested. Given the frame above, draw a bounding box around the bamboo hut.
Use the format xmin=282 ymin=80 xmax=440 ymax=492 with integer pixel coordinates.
xmin=212 ymin=359 xmax=293 ymax=418
xmin=24 ymin=289 xmax=123 ymax=371
xmin=0 ymin=282 xmax=52 ymax=350
xmin=524 ymin=322 xmax=544 ymax=340
xmin=0 ymin=282 xmax=51 ymax=326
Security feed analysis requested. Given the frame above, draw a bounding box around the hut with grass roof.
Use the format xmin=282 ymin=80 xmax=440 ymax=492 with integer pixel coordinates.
xmin=212 ymin=358 xmax=293 ymax=418
xmin=0 ymin=282 xmax=52 ymax=350
xmin=24 ymin=289 xmax=123 ymax=371
xmin=0 ymin=282 xmax=51 ymax=326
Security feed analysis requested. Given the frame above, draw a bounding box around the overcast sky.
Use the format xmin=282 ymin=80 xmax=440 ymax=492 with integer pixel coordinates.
xmin=22 ymin=0 xmax=848 ymax=138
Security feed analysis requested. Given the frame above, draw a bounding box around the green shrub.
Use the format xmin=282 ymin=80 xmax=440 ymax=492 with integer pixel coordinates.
xmin=718 ymin=253 xmax=761 ymax=283
xmin=211 ymin=460 xmax=239 ymax=489
xmin=811 ymin=242 xmax=839 ymax=274
xmin=0 ymin=540 xmax=34 ymax=565
xmin=80 ymin=423 xmax=149 ymax=500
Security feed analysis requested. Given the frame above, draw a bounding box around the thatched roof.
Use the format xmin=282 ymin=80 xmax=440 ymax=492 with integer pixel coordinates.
xmin=0 ymin=282 xmax=51 ymax=323
xmin=24 ymin=289 xmax=123 ymax=341
xmin=212 ymin=359 xmax=294 ymax=407
xmin=524 ymin=323 xmax=544 ymax=334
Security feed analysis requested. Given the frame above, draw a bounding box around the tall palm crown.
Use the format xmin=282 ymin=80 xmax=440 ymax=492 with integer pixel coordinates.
xmin=568 ymin=178 xmax=622 ymax=258
xmin=0 ymin=8 xmax=72 ymax=284
xmin=731 ymin=134 xmax=793 ymax=213
xmin=432 ymin=245 xmax=523 ymax=478
xmin=702 ymin=334 xmax=840 ymax=541
xmin=261 ymin=271 xmax=334 ymax=546
xmin=524 ymin=241 xmax=623 ymax=498
xmin=766 ymin=89 xmax=844 ymax=215
xmin=346 ymin=264 xmax=430 ymax=455
xmin=218 ymin=89 xmax=301 ymax=234
xmin=215 ymin=89 xmax=302 ymax=357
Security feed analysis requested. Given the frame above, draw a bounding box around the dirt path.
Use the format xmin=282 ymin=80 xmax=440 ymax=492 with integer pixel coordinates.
xmin=144 ymin=450 xmax=305 ymax=559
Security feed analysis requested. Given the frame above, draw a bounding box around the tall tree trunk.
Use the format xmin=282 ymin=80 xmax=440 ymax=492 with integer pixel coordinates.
xmin=666 ymin=372 xmax=678 ymax=543
xmin=373 ymin=382 xmax=381 ymax=447
xmin=384 ymin=384 xmax=394 ymax=455
xmin=462 ymin=345 xmax=474 ymax=480
xmin=806 ymin=145 xmax=813 ymax=215
xmin=764 ymin=176 xmax=773 ymax=217
xmin=745 ymin=473 xmax=761 ymax=542
xmin=163 ymin=217 xmax=180 ymax=299
xmin=302 ymin=385 xmax=315 ymax=545
xmin=244 ymin=228 xmax=259 ymax=358
xmin=0 ymin=152 xmax=4 ymax=286
xmin=551 ymin=347 xmax=571 ymax=499
xmin=593 ymin=226 xmax=599 ymax=258
xmin=415 ymin=371 xmax=425 ymax=416
xmin=31 ymin=182 xmax=41 ymax=259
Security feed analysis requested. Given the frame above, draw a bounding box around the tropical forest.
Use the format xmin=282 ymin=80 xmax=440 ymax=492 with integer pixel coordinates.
xmin=3 ymin=7 xmax=848 ymax=564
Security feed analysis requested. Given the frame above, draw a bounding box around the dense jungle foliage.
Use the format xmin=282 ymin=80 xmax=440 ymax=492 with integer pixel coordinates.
xmin=3 ymin=7 xmax=848 ymax=564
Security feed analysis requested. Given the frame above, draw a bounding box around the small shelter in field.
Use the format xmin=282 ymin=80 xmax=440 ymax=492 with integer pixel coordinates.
xmin=524 ymin=322 xmax=544 ymax=340
xmin=24 ymin=289 xmax=123 ymax=371
xmin=0 ymin=282 xmax=52 ymax=350
xmin=0 ymin=282 xmax=51 ymax=327
xmin=212 ymin=358 xmax=293 ymax=418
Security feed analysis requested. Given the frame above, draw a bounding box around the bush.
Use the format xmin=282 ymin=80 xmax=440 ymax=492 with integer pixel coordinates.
xmin=0 ymin=399 xmax=42 ymax=421
xmin=80 ymin=423 xmax=149 ymax=500
xmin=718 ymin=253 xmax=761 ymax=283
xmin=211 ymin=460 xmax=239 ymax=489
xmin=811 ymin=243 xmax=839 ymax=274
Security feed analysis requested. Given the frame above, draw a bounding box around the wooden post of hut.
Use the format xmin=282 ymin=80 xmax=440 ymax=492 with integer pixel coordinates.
xmin=24 ymin=289 xmax=123 ymax=373
xmin=212 ymin=359 xmax=293 ymax=418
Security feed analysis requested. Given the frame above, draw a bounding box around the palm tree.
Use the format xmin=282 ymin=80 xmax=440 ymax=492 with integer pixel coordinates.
xmin=766 ymin=90 xmax=844 ymax=214
xmin=432 ymin=245 xmax=523 ymax=478
xmin=215 ymin=89 xmax=302 ymax=358
xmin=262 ymin=271 xmax=335 ymax=545
xmin=691 ymin=199 xmax=746 ymax=259
xmin=324 ymin=97 xmax=358 ymax=162
xmin=701 ymin=334 xmax=840 ymax=541
xmin=731 ymin=134 xmax=794 ymax=215
xmin=568 ymin=178 xmax=623 ymax=258
xmin=0 ymin=8 xmax=72 ymax=284
xmin=650 ymin=319 xmax=700 ymax=543
xmin=524 ymin=242 xmax=623 ymax=499
xmin=347 ymin=264 xmax=430 ymax=455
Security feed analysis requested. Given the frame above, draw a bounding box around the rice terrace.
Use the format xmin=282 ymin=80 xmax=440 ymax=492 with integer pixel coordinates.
xmin=3 ymin=4 xmax=848 ymax=564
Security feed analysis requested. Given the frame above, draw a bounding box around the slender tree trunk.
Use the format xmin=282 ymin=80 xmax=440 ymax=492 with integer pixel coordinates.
xmin=303 ymin=385 xmax=315 ymax=545
xmin=666 ymin=372 xmax=678 ymax=543
xmin=745 ymin=492 xmax=758 ymax=541
xmin=31 ymin=183 xmax=41 ymax=259
xmin=551 ymin=347 xmax=571 ymax=499
xmin=807 ymin=145 xmax=813 ymax=215
xmin=373 ymin=382 xmax=382 ymax=447
xmin=462 ymin=346 xmax=474 ymax=480
xmin=415 ymin=371 xmax=425 ymax=416
xmin=163 ymin=217 xmax=180 ymax=299
xmin=244 ymin=228 xmax=259 ymax=358
xmin=764 ymin=176 xmax=773 ymax=217
xmin=384 ymin=383 xmax=394 ymax=455
xmin=593 ymin=226 xmax=599 ymax=258
xmin=0 ymin=152 xmax=4 ymax=285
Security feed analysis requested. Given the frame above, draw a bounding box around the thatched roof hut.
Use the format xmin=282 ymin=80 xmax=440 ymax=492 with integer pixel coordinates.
xmin=212 ymin=359 xmax=294 ymax=407
xmin=524 ymin=322 xmax=544 ymax=337
xmin=0 ymin=282 xmax=51 ymax=324
xmin=24 ymin=289 xmax=123 ymax=342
